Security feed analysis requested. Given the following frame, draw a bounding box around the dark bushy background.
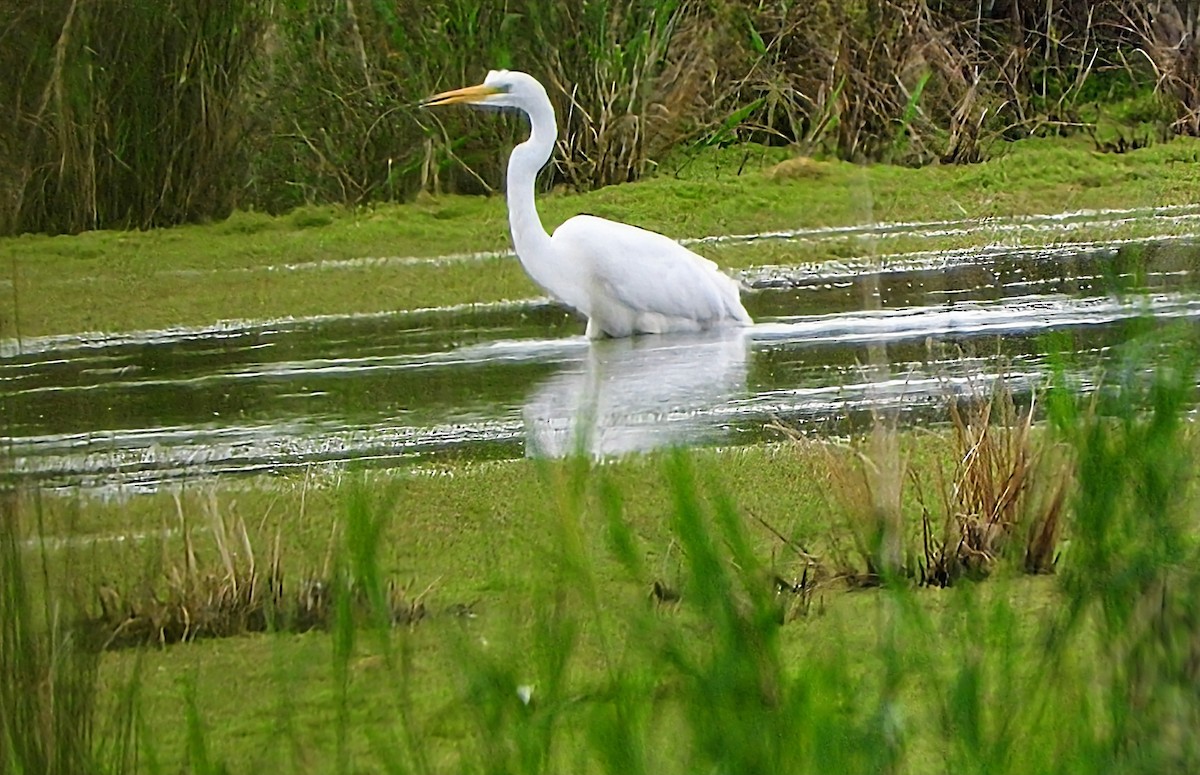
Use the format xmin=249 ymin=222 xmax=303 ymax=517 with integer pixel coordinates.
xmin=2 ymin=0 xmax=1195 ymax=235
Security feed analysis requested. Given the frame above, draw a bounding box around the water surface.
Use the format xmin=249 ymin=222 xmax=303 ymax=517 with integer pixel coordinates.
xmin=4 ymin=236 xmax=1198 ymax=491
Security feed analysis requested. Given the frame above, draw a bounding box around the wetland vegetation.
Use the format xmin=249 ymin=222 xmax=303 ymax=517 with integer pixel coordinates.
xmin=7 ymin=361 xmax=1200 ymax=773
xmin=5 ymin=1 xmax=1200 ymax=773
xmin=5 ymin=0 xmax=1200 ymax=237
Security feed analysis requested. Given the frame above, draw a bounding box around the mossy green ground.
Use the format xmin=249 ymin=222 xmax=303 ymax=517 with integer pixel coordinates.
xmin=31 ymin=440 xmax=1064 ymax=772
xmin=5 ymin=136 xmax=1200 ymax=339
xmin=35 ymin=416 xmax=1188 ymax=773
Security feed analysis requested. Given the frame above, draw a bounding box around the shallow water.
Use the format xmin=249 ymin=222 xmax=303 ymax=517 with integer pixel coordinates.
xmin=4 ymin=235 xmax=1199 ymax=491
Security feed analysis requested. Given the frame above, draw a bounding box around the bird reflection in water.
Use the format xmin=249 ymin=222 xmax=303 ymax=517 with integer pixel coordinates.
xmin=522 ymin=328 xmax=750 ymax=458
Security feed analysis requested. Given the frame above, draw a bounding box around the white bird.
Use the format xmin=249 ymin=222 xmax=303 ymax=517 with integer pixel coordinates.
xmin=423 ymin=70 xmax=752 ymax=339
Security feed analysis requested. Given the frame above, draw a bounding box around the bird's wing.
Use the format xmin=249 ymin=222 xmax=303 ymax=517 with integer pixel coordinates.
xmin=551 ymin=215 xmax=741 ymax=322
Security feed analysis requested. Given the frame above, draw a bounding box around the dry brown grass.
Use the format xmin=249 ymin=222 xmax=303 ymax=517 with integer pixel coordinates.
xmin=770 ymin=417 xmax=907 ymax=585
xmin=771 ymin=564 xmax=821 ymax=622
xmin=1123 ymin=0 xmax=1200 ymax=135
xmin=718 ymin=0 xmax=992 ymax=164
xmin=82 ymin=494 xmax=435 ymax=651
xmin=914 ymin=380 xmax=1072 ymax=586
xmin=770 ymin=374 xmax=1072 ymax=589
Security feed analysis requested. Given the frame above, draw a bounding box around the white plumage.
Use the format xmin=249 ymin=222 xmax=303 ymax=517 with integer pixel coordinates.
xmin=423 ymin=70 xmax=752 ymax=339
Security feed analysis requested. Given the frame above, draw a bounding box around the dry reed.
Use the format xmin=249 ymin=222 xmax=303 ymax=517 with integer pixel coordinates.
xmin=83 ymin=497 xmax=437 ymax=651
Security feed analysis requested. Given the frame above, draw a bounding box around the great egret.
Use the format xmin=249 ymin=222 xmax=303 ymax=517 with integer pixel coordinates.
xmin=422 ymin=70 xmax=752 ymax=339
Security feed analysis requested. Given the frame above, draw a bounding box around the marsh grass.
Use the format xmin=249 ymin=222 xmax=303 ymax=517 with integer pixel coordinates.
xmin=918 ymin=379 xmax=1073 ymax=584
xmin=82 ymin=491 xmax=434 ymax=651
xmin=2 ymin=1 xmax=264 ymax=234
xmin=531 ymin=0 xmax=713 ymax=191
xmin=797 ymin=422 xmax=908 ymax=585
xmin=776 ymin=372 xmax=1074 ymax=590
xmin=1125 ymin=1 xmax=1200 ymax=135
xmin=6 ymin=1 xmax=1197 ymax=235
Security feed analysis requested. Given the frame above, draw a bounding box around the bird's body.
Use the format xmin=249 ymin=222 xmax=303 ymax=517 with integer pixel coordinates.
xmin=423 ymin=70 xmax=752 ymax=339
xmin=542 ymin=215 xmax=751 ymax=338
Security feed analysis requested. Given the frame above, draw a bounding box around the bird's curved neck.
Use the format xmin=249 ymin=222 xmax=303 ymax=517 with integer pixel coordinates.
xmin=507 ymin=98 xmax=557 ymax=288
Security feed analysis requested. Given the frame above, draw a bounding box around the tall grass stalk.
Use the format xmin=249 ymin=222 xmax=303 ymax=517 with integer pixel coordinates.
xmin=0 ymin=490 xmax=102 ymax=774
xmin=332 ymin=483 xmax=430 ymax=774
xmin=4 ymin=0 xmax=264 ymax=234
xmin=1048 ymin=332 xmax=1200 ymax=767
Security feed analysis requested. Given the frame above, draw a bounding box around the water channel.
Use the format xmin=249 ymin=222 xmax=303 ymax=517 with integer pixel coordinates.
xmin=4 ymin=234 xmax=1198 ymax=492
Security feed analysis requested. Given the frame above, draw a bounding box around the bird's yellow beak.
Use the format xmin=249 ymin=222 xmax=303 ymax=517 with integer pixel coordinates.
xmin=421 ymin=83 xmax=501 ymax=108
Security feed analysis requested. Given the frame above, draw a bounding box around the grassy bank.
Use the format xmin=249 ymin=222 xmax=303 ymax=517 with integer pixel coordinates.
xmin=5 ymin=136 xmax=1200 ymax=341
xmin=9 ymin=350 xmax=1200 ymax=772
